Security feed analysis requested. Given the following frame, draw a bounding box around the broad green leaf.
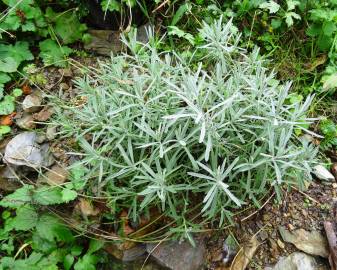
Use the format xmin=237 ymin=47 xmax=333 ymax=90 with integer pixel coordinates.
xmin=286 ymin=0 xmax=300 ymax=11
xmin=323 ymin=73 xmax=337 ymax=91
xmin=168 ymin=26 xmax=195 ymax=45
xmin=0 ymin=57 xmax=18 ymax=73
xmin=39 ymin=39 xmax=73 ymax=67
xmin=69 ymin=163 xmax=88 ymax=190
xmin=36 ymin=214 xmax=74 ymax=243
xmin=33 ymin=186 xmax=64 ymax=205
xmin=271 ymin=18 xmax=282 ymax=29
xmin=171 ymin=3 xmax=191 ymax=26
xmin=284 ymin=12 xmax=301 ymax=27
xmin=259 ymin=1 xmax=280 ymax=14
xmin=0 ymin=125 xmax=11 ymax=135
xmin=323 ymin=21 xmax=336 ymax=36
xmin=0 ymin=42 xmax=34 ymax=67
xmin=64 ymin=254 xmax=75 ymax=270
xmin=0 ymin=185 xmax=33 ymax=208
xmin=0 ymin=72 xmax=11 ymax=84
xmin=12 ymin=88 xmax=23 ymax=97
xmin=61 ymin=188 xmax=78 ymax=202
xmin=9 ymin=205 xmax=38 ymax=231
xmin=74 ymin=254 xmax=99 ymax=270
xmin=47 ymin=8 xmax=88 ymax=44
xmin=87 ymin=239 xmax=104 ymax=254
xmin=101 ymin=0 xmax=121 ymax=12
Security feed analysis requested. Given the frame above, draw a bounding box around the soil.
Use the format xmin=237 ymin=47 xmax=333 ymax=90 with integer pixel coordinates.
xmin=206 ymin=180 xmax=334 ymax=269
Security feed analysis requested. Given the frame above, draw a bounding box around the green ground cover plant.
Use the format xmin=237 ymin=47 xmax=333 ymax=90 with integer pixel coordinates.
xmin=50 ymin=18 xmax=318 ymax=236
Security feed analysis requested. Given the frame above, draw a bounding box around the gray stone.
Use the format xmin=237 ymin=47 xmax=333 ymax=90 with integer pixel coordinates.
xmin=279 ymin=226 xmax=328 ymax=258
xmin=266 ymin=252 xmax=328 ymax=270
xmin=313 ymin=165 xmax=335 ymax=181
xmin=46 ymin=126 xmax=57 ymax=141
xmin=4 ymin=132 xmax=51 ymax=168
xmin=16 ymin=114 xmax=36 ymax=129
xmin=4 ymin=132 xmax=43 ymax=168
xmin=22 ymin=92 xmax=42 ymax=113
xmin=146 ymin=238 xmax=206 ymax=270
xmin=84 ymin=30 xmax=123 ymax=56
xmin=84 ymin=24 xmax=151 ymax=56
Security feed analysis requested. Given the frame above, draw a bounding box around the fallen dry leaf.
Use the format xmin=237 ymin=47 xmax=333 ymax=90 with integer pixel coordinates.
xmin=0 ymin=112 xmax=16 ymax=126
xmin=44 ymin=165 xmax=68 ymax=186
xmin=22 ymin=84 xmax=32 ymax=95
xmin=33 ymin=106 xmax=54 ymax=122
xmin=222 ymin=236 xmax=259 ymax=270
xmin=77 ymin=198 xmax=100 ymax=217
xmin=304 ymin=54 xmax=327 ymax=72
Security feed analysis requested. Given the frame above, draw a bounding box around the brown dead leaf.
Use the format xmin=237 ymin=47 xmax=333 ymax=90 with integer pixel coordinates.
xmin=77 ymin=198 xmax=100 ymax=217
xmin=22 ymin=84 xmax=32 ymax=95
xmin=304 ymin=54 xmax=327 ymax=72
xmin=120 ymin=210 xmax=135 ymax=235
xmin=0 ymin=112 xmax=16 ymax=126
xmin=44 ymin=165 xmax=68 ymax=186
xmin=223 ymin=236 xmax=259 ymax=270
xmin=33 ymin=106 xmax=54 ymax=122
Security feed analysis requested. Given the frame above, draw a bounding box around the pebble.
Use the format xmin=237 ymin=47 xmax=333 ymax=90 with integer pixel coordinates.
xmin=22 ymin=92 xmax=42 ymax=113
xmin=16 ymin=114 xmax=36 ymax=129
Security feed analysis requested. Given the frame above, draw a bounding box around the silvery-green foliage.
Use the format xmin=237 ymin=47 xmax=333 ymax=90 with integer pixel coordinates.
xmin=51 ymin=17 xmax=318 ymax=227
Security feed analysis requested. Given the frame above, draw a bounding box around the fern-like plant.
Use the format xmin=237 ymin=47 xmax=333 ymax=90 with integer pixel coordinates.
xmin=50 ymin=17 xmax=318 ymax=233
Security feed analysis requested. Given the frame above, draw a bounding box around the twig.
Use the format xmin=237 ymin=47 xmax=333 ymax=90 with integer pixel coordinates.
xmin=241 ymin=192 xmax=275 ymax=222
xmin=152 ymin=0 xmax=170 ymax=13
xmin=324 ymin=221 xmax=337 ymax=270
xmin=291 ymin=185 xmax=320 ymax=205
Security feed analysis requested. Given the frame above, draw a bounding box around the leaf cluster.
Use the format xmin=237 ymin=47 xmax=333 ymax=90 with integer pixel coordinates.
xmin=0 ymin=185 xmax=104 ymax=270
xmin=51 ymin=18 xmax=318 ymax=230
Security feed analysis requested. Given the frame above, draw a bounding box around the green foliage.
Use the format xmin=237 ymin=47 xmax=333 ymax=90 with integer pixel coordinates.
xmin=39 ymin=39 xmax=73 ymax=67
xmin=45 ymin=7 xmax=88 ymax=44
xmin=0 ymin=42 xmax=33 ymax=73
xmin=0 ymin=0 xmax=89 ymax=110
xmin=0 ymin=185 xmax=78 ymax=207
xmin=0 ymin=185 xmax=104 ymax=269
xmin=51 ymin=18 xmax=318 ymax=232
xmin=0 ymin=0 xmax=47 ymax=34
xmin=319 ymin=118 xmax=337 ymax=150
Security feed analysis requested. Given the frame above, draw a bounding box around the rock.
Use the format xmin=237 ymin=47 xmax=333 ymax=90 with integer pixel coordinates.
xmin=279 ymin=226 xmax=329 ymax=258
xmin=16 ymin=114 xmax=35 ymax=129
xmin=4 ymin=132 xmax=51 ymax=168
xmin=36 ymin=134 xmax=47 ymax=144
xmin=313 ymin=165 xmax=335 ymax=181
xmin=33 ymin=106 xmax=54 ymax=122
xmin=266 ymin=252 xmax=328 ymax=270
xmin=59 ymin=68 xmax=72 ymax=77
xmin=4 ymin=132 xmax=43 ymax=168
xmin=146 ymin=237 xmax=206 ymax=270
xmin=84 ymin=30 xmax=123 ymax=56
xmin=40 ymin=143 xmax=54 ymax=167
xmin=84 ymin=25 xmax=151 ymax=56
xmin=106 ymin=243 xmax=146 ymax=262
xmin=22 ymin=92 xmax=42 ymax=113
xmin=259 ymin=230 xmax=269 ymax=241
xmin=0 ymin=175 xmax=21 ymax=191
xmin=59 ymin=82 xmax=70 ymax=91
xmin=137 ymin=23 xmax=151 ymax=44
xmin=222 ymin=235 xmax=239 ymax=266
xmin=43 ymin=165 xmax=68 ymax=186
xmin=46 ymin=126 xmax=57 ymax=141
xmin=331 ymin=163 xmax=337 ymax=180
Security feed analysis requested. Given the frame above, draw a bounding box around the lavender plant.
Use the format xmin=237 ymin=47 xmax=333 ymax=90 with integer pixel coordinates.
xmin=51 ymin=17 xmax=318 ymax=229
